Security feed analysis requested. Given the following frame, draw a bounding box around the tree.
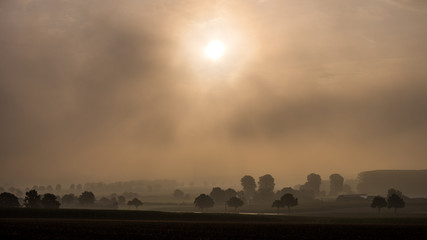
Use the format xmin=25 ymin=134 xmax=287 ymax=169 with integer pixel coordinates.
xmin=258 ymin=174 xmax=275 ymax=195
xmin=24 ymin=190 xmax=41 ymax=208
xmin=371 ymin=196 xmax=387 ymax=213
xmin=78 ymin=191 xmax=95 ymax=206
xmin=387 ymin=188 xmax=403 ymax=198
xmin=41 ymin=193 xmax=61 ymax=209
xmin=55 ymin=184 xmax=62 ymax=192
xmin=194 ymin=194 xmax=214 ymax=211
xmin=241 ymin=175 xmax=257 ymax=204
xmin=62 ymin=194 xmax=78 ymax=207
xmin=257 ymin=174 xmax=275 ymax=203
xmin=272 ymin=200 xmax=285 ymax=214
xmin=280 ymin=193 xmax=298 ymax=213
xmin=127 ymin=198 xmax=143 ymax=209
xmin=209 ymin=187 xmax=226 ymax=205
xmin=224 ymin=188 xmax=237 ymax=201
xmin=329 ymin=174 xmax=344 ymax=196
xmin=300 ymin=173 xmax=322 ymax=197
xmin=69 ymin=184 xmax=75 ymax=191
xmin=387 ymin=193 xmax=405 ymax=213
xmin=226 ymin=197 xmax=244 ymax=211
xmin=0 ymin=192 xmax=20 ymax=208
xmin=173 ymin=189 xmax=185 ymax=199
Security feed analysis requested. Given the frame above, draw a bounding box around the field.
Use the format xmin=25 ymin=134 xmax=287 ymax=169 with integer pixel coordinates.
xmin=1 ymin=209 xmax=427 ymax=239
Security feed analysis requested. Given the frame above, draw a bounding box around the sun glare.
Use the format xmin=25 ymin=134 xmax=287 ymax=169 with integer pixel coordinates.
xmin=204 ymin=40 xmax=225 ymax=60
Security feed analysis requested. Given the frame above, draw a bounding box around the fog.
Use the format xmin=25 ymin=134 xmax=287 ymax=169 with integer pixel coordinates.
xmin=1 ymin=0 xmax=427 ymax=187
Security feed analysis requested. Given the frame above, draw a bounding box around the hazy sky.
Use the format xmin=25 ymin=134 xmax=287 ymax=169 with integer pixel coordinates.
xmin=1 ymin=0 xmax=427 ymax=187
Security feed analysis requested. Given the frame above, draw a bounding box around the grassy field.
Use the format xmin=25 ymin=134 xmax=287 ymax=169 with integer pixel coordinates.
xmin=1 ymin=208 xmax=427 ymax=239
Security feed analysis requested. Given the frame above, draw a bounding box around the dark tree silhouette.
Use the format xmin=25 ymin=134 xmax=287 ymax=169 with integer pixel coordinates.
xmin=41 ymin=193 xmax=61 ymax=209
xmin=387 ymin=188 xmax=403 ymax=198
xmin=226 ymin=197 xmax=244 ymax=211
xmin=272 ymin=200 xmax=284 ymax=214
xmin=241 ymin=175 xmax=257 ymax=204
xmin=78 ymin=191 xmax=95 ymax=206
xmin=194 ymin=194 xmax=214 ymax=211
xmin=387 ymin=193 xmax=405 ymax=213
xmin=329 ymin=174 xmax=344 ymax=196
xmin=280 ymin=193 xmax=298 ymax=213
xmin=173 ymin=189 xmax=185 ymax=199
xmin=62 ymin=194 xmax=78 ymax=207
xmin=371 ymin=196 xmax=387 ymax=213
xmin=127 ymin=198 xmax=143 ymax=209
xmin=209 ymin=187 xmax=226 ymax=205
xmin=0 ymin=192 xmax=20 ymax=208
xmin=24 ymin=190 xmax=41 ymax=208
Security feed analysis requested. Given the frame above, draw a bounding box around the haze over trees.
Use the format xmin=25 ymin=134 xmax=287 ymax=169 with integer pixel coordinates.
xmin=240 ymin=175 xmax=257 ymax=204
xmin=301 ymin=173 xmax=322 ymax=197
xmin=329 ymin=174 xmax=344 ymax=196
xmin=127 ymin=198 xmax=143 ymax=209
xmin=257 ymin=174 xmax=275 ymax=202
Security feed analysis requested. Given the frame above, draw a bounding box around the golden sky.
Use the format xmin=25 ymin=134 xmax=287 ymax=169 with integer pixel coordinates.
xmin=1 ymin=0 xmax=427 ymax=186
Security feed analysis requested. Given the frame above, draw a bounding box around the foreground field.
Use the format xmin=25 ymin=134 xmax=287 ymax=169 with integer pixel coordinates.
xmin=1 ymin=209 xmax=427 ymax=239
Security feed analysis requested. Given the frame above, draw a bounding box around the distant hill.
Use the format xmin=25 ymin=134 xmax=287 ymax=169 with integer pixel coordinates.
xmin=357 ymin=170 xmax=427 ymax=197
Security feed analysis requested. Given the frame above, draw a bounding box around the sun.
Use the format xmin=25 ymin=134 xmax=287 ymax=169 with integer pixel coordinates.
xmin=204 ymin=40 xmax=225 ymax=60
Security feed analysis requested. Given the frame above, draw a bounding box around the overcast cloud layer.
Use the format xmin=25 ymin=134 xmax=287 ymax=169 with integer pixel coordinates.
xmin=1 ymin=0 xmax=427 ymax=186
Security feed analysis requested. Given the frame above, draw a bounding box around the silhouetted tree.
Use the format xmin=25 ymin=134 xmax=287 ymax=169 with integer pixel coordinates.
xmin=46 ymin=185 xmax=53 ymax=192
xmin=226 ymin=197 xmax=244 ymax=211
xmin=329 ymin=174 xmax=344 ymax=196
xmin=173 ymin=189 xmax=185 ymax=199
xmin=300 ymin=173 xmax=321 ymax=197
xmin=387 ymin=193 xmax=405 ymax=213
xmin=272 ymin=200 xmax=285 ymax=214
xmin=55 ymin=184 xmax=62 ymax=192
xmin=257 ymin=174 xmax=275 ymax=202
xmin=41 ymin=193 xmax=60 ymax=209
xmin=127 ymin=198 xmax=143 ymax=209
xmin=371 ymin=196 xmax=387 ymax=213
xmin=24 ymin=190 xmax=41 ymax=208
xmin=194 ymin=194 xmax=214 ymax=211
xmin=76 ymin=184 xmax=82 ymax=191
xmin=387 ymin=188 xmax=403 ymax=198
xmin=69 ymin=184 xmax=75 ymax=191
xmin=62 ymin=194 xmax=78 ymax=207
xmin=224 ymin=188 xmax=237 ymax=201
xmin=210 ymin=187 xmax=226 ymax=205
xmin=78 ymin=191 xmax=95 ymax=206
xmin=281 ymin=193 xmax=298 ymax=213
xmin=0 ymin=192 xmax=20 ymax=208
xmin=241 ymin=175 xmax=257 ymax=204
xmin=15 ymin=189 xmax=23 ymax=198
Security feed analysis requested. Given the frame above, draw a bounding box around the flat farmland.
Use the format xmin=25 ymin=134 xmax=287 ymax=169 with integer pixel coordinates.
xmin=1 ymin=209 xmax=427 ymax=240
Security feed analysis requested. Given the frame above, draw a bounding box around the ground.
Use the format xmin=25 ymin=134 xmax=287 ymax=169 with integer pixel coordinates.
xmin=1 ymin=208 xmax=427 ymax=239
